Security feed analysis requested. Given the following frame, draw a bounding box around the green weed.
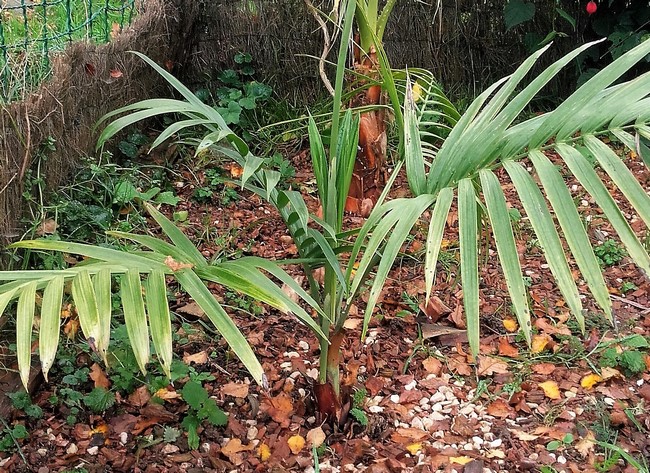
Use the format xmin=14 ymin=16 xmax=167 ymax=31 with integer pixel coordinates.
xmin=599 ymin=334 xmax=649 ymax=377
xmin=349 ymin=387 xmax=368 ymax=426
xmin=180 ymin=378 xmax=227 ymax=450
xmin=593 ymin=239 xmax=627 ymax=267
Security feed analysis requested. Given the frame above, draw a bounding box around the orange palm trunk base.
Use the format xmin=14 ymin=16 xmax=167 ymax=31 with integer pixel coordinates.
xmin=346 ymin=51 xmax=387 ymax=216
xmin=315 ymin=329 xmax=347 ymax=423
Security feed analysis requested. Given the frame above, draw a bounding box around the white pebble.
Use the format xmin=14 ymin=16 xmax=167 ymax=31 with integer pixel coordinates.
xmin=247 ymin=426 xmax=258 ymax=440
xmin=390 ymin=394 xmax=400 ymax=403
xmin=298 ymin=340 xmax=310 ymax=351
xmin=404 ymin=380 xmax=417 ymax=391
xmin=411 ymin=417 xmax=425 ymax=430
xmin=489 ymin=439 xmax=502 ymax=448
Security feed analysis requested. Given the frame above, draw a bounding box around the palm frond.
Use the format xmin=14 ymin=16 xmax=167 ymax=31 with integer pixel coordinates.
xmin=365 ymin=38 xmax=650 ymax=355
xmin=0 ymin=205 xmax=326 ymax=389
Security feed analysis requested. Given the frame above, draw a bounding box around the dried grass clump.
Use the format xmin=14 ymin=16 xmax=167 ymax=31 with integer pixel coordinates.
xmin=0 ymin=0 xmax=191 ymax=252
xmin=182 ymin=0 xmax=587 ymax=102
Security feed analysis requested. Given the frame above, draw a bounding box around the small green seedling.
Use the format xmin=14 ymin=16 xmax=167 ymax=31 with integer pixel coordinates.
xmin=546 ymin=433 xmax=574 ymax=451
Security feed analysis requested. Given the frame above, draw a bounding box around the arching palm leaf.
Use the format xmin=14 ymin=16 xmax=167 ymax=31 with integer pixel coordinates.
xmin=356 ymin=39 xmax=650 ymax=355
xmin=0 ymin=203 xmax=325 ymax=389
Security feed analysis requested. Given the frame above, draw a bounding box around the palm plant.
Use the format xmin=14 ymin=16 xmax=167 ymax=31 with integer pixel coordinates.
xmin=91 ymin=0 xmax=395 ymax=421
xmin=0 ymin=203 xmax=324 ymax=390
xmin=353 ymin=38 xmax=650 ymax=355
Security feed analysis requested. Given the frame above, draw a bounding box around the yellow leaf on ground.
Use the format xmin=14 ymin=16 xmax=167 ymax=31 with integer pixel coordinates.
xmin=306 ymin=427 xmax=326 ymax=448
xmin=503 ymin=318 xmax=519 ymax=332
xmin=258 ymin=443 xmax=271 ymax=462
xmin=580 ymin=373 xmax=603 ymax=390
xmin=154 ymin=387 xmax=181 ymax=401
xmin=531 ymin=334 xmax=552 ymax=353
xmin=450 ymin=456 xmax=473 ymax=465
xmin=406 ymin=443 xmax=422 ymax=455
xmin=538 ymin=380 xmax=561 ymax=399
xmin=287 ymin=435 xmax=305 ymax=454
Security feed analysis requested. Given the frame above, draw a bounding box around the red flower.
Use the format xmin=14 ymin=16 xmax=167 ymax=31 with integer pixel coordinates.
xmin=586 ymin=1 xmax=597 ymax=15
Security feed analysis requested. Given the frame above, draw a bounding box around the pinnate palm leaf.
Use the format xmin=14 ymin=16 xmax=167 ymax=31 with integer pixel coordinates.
xmin=363 ymin=38 xmax=650 ymax=355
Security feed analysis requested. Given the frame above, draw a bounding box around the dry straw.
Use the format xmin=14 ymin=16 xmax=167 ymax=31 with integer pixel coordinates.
xmin=0 ymin=0 xmax=192 ymax=250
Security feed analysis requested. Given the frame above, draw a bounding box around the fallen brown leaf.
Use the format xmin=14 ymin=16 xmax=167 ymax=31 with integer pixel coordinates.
xmin=222 ymin=382 xmax=249 ymax=398
xmin=89 ymin=363 xmax=111 ymax=389
xmin=306 ymin=427 xmax=326 ymax=448
xmin=486 ymin=398 xmax=513 ymax=418
xmin=182 ymin=350 xmax=208 ymax=365
xmin=422 ymin=357 xmax=443 ymax=375
xmin=261 ymin=392 xmax=294 ymax=428
xmin=498 ymin=337 xmax=519 ymax=358
xmin=476 ymin=356 xmax=509 ymax=376
xmin=419 ymin=296 xmax=451 ymax=322
xmin=221 ymin=438 xmax=253 ymax=465
xmin=531 ymin=363 xmax=556 ymax=375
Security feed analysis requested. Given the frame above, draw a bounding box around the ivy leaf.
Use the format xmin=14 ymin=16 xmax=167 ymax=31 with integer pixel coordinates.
xmin=504 ymin=0 xmax=535 ymax=31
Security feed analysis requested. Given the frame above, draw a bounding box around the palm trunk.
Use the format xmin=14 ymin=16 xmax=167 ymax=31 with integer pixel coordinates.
xmin=346 ymin=39 xmax=388 ymax=214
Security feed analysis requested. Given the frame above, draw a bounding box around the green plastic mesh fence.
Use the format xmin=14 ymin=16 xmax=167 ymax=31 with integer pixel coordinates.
xmin=0 ymin=0 xmax=136 ymax=102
